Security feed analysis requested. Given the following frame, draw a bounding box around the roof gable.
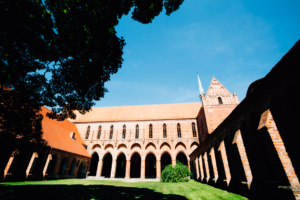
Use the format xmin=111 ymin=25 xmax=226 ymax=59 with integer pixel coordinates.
xmin=206 ymin=77 xmax=232 ymax=96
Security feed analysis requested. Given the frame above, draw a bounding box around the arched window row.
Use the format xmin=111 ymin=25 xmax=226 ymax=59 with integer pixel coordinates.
xmin=85 ymin=122 xmax=197 ymax=140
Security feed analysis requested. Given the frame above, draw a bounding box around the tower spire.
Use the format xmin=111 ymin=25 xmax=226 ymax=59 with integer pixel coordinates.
xmin=197 ymin=73 xmax=205 ymax=96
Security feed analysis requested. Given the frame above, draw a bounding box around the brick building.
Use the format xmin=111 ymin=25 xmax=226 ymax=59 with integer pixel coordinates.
xmin=1 ymin=107 xmax=91 ymax=181
xmin=68 ymin=76 xmax=239 ymax=179
xmin=189 ymin=40 xmax=300 ymax=200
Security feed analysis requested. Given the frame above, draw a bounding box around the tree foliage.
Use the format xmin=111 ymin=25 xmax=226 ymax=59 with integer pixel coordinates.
xmin=0 ymin=0 xmax=185 ymax=152
xmin=161 ymin=162 xmax=192 ymax=183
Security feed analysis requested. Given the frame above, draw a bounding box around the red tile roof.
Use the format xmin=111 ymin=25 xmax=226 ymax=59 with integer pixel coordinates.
xmin=69 ymin=102 xmax=202 ymax=123
xmin=41 ymin=107 xmax=90 ymax=158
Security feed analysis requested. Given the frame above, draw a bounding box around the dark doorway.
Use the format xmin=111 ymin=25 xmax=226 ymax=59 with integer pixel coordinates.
xmin=130 ymin=153 xmax=141 ymax=178
xmin=89 ymin=153 xmax=99 ymax=176
xmin=101 ymin=153 xmax=112 ymax=178
xmin=46 ymin=154 xmax=57 ymax=175
xmin=58 ymin=157 xmax=68 ymax=175
xmin=77 ymin=161 xmax=87 ymax=178
xmin=176 ymin=152 xmax=187 ymax=165
xmin=161 ymin=152 xmax=171 ymax=172
xmin=145 ymin=153 xmax=156 ymax=178
xmin=69 ymin=159 xmax=76 ymax=175
xmin=116 ymin=153 xmax=126 ymax=178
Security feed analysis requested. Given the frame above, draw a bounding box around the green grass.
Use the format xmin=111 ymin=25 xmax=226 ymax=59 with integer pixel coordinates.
xmin=0 ymin=179 xmax=247 ymax=200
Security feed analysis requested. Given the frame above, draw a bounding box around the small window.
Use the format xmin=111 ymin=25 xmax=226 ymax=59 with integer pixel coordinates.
xmin=149 ymin=124 xmax=153 ymax=139
xmin=218 ymin=97 xmax=223 ymax=104
xmin=192 ymin=123 xmax=197 ymax=137
xmin=109 ymin=125 xmax=113 ymax=139
xmin=177 ymin=123 xmax=181 ymax=138
xmin=97 ymin=126 xmax=101 ymax=139
xmin=163 ymin=124 xmax=167 ymax=138
xmin=122 ymin=125 xmax=126 ymax=139
xmin=135 ymin=125 xmax=139 ymax=139
xmin=85 ymin=126 xmax=90 ymax=139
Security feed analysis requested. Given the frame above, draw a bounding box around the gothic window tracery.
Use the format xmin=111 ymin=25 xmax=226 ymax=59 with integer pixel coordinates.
xmin=123 ymin=125 xmax=126 ymax=139
xmin=135 ymin=125 xmax=139 ymax=139
xmin=109 ymin=125 xmax=113 ymax=139
xmin=97 ymin=126 xmax=101 ymax=139
xmin=177 ymin=123 xmax=181 ymax=138
xmin=163 ymin=124 xmax=167 ymax=138
xmin=192 ymin=123 xmax=197 ymax=137
xmin=86 ymin=126 xmax=90 ymax=139
xmin=149 ymin=124 xmax=153 ymax=139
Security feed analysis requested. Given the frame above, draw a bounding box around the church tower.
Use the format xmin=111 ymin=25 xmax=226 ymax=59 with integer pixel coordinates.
xmin=197 ymin=75 xmax=239 ymax=142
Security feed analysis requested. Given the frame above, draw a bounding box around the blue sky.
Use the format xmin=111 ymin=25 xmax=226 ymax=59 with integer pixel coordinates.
xmin=93 ymin=0 xmax=300 ymax=108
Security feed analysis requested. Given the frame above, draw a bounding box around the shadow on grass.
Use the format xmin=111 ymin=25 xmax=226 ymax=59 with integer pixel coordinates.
xmin=0 ymin=184 xmax=188 ymax=200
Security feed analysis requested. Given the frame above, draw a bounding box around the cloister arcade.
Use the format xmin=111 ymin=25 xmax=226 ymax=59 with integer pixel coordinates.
xmin=88 ymin=142 xmax=192 ymax=179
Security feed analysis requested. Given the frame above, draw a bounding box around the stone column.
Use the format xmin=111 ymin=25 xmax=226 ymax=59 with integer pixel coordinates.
xmin=141 ymin=159 xmax=145 ymax=179
xmin=172 ymin=159 xmax=176 ymax=166
xmin=3 ymin=155 xmax=15 ymax=181
xmin=195 ymin=157 xmax=200 ymax=180
xmin=258 ymin=109 xmax=300 ymax=186
xmin=156 ymin=160 xmax=161 ymax=178
xmin=96 ymin=160 xmax=103 ymax=176
xmin=204 ymin=152 xmax=210 ymax=183
xmin=26 ymin=152 xmax=38 ymax=179
xmin=198 ymin=155 xmax=204 ymax=182
xmin=110 ymin=159 xmax=117 ymax=178
xmin=42 ymin=154 xmax=52 ymax=178
xmin=187 ymin=160 xmax=191 ymax=172
xmin=218 ymin=141 xmax=231 ymax=186
xmin=125 ymin=160 xmax=130 ymax=179
xmin=210 ymin=147 xmax=219 ymax=184
xmin=232 ymin=129 xmax=253 ymax=189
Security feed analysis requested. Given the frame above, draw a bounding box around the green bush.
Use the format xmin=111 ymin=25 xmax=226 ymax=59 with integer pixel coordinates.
xmin=161 ymin=161 xmax=192 ymax=183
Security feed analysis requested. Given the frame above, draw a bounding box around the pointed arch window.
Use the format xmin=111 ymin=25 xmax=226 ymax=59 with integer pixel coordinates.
xmin=149 ymin=124 xmax=153 ymax=139
xmin=218 ymin=97 xmax=223 ymax=104
xmin=192 ymin=122 xmax=197 ymax=137
xmin=109 ymin=125 xmax=113 ymax=139
xmin=163 ymin=124 xmax=167 ymax=138
xmin=177 ymin=123 xmax=181 ymax=138
xmin=97 ymin=126 xmax=101 ymax=139
xmin=135 ymin=125 xmax=139 ymax=139
xmin=122 ymin=125 xmax=126 ymax=139
xmin=85 ymin=126 xmax=90 ymax=139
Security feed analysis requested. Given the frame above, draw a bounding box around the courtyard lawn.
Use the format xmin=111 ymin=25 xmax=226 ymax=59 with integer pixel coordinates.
xmin=0 ymin=179 xmax=247 ymax=200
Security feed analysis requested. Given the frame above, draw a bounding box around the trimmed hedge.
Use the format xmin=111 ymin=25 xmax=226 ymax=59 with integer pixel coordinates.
xmin=161 ymin=161 xmax=192 ymax=183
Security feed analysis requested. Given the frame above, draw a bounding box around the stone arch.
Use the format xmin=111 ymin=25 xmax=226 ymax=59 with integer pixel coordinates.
xmin=101 ymin=152 xmax=113 ymax=178
xmin=69 ymin=158 xmax=76 ymax=175
xmin=116 ymin=152 xmax=126 ymax=178
xmin=104 ymin=144 xmax=114 ymax=150
xmin=116 ymin=151 xmax=128 ymax=160
xmin=77 ymin=160 xmax=87 ymax=178
xmin=130 ymin=152 xmax=141 ymax=178
xmin=92 ymin=144 xmax=101 ymax=150
xmin=131 ymin=143 xmax=141 ymax=150
xmin=190 ymin=142 xmax=199 ymax=149
xmin=117 ymin=144 xmax=127 ymax=150
xmin=89 ymin=152 xmax=99 ymax=176
xmin=176 ymin=151 xmax=188 ymax=166
xmin=175 ymin=142 xmax=186 ymax=150
xmin=46 ymin=154 xmax=59 ymax=175
xmin=160 ymin=142 xmax=171 ymax=150
xmin=160 ymin=151 xmax=172 ymax=172
xmin=145 ymin=142 xmax=156 ymax=150
xmin=58 ymin=156 xmax=69 ymax=175
xmin=145 ymin=152 xmax=156 ymax=178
